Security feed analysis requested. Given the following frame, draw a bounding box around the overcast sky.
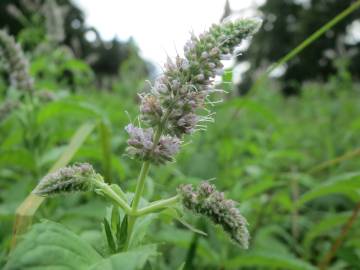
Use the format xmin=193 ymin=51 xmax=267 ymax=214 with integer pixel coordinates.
xmin=74 ymin=0 xmax=264 ymax=69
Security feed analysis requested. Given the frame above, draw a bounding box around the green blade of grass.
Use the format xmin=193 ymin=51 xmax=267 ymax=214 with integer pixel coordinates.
xmin=266 ymin=0 xmax=360 ymax=76
xmin=251 ymin=0 xmax=360 ymax=95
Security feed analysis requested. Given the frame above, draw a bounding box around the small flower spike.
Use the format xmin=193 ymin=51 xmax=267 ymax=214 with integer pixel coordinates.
xmin=126 ymin=19 xmax=261 ymax=165
xmin=178 ymin=181 xmax=250 ymax=249
xmin=33 ymin=163 xmax=100 ymax=196
xmin=0 ymin=30 xmax=34 ymax=92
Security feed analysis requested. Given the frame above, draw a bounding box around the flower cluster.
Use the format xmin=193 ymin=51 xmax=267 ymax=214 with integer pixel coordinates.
xmin=125 ymin=124 xmax=181 ymax=165
xmin=126 ymin=19 xmax=261 ymax=165
xmin=177 ymin=181 xmax=249 ymax=248
xmin=33 ymin=163 xmax=99 ymax=196
xmin=0 ymin=30 xmax=33 ymax=92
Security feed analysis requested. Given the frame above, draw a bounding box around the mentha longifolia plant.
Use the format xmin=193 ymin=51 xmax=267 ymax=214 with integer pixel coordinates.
xmin=33 ymin=18 xmax=261 ymax=251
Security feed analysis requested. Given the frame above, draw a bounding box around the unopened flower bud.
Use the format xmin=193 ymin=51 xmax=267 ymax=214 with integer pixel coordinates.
xmin=140 ymin=94 xmax=163 ymax=125
xmin=33 ymin=163 xmax=99 ymax=196
xmin=201 ymin=52 xmax=209 ymax=59
xmin=210 ymin=47 xmax=220 ymax=57
xmin=178 ymin=181 xmax=250 ymax=248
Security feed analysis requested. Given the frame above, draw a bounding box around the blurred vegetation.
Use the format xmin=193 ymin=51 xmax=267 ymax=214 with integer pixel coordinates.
xmin=1 ymin=0 xmax=360 ymax=269
xmin=0 ymin=0 xmax=150 ymax=86
xmin=234 ymin=0 xmax=360 ymax=95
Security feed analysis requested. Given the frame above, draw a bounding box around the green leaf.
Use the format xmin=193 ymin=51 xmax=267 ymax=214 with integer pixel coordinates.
xmin=5 ymin=221 xmax=102 ymax=270
xmin=128 ymin=213 xmax=157 ymax=249
xmin=220 ymin=99 xmax=279 ymax=126
xmin=240 ymin=178 xmax=282 ymax=200
xmin=89 ymin=244 xmax=157 ymax=270
xmin=221 ymin=68 xmax=233 ymax=93
xmin=103 ymin=218 xmax=116 ymax=253
xmin=224 ymin=252 xmax=317 ymax=270
xmin=110 ymin=206 xmax=120 ymax=233
xmin=302 ymin=212 xmax=351 ymax=257
xmin=6 ymin=221 xmax=157 ymax=270
xmin=37 ymin=99 xmax=103 ymax=125
xmin=296 ymin=172 xmax=360 ymax=208
xmin=117 ymin=215 xmax=128 ymax=251
xmin=177 ymin=262 xmax=185 ymax=270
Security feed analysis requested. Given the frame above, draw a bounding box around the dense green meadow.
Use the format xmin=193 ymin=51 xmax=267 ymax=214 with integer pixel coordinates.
xmin=1 ymin=1 xmax=360 ymax=269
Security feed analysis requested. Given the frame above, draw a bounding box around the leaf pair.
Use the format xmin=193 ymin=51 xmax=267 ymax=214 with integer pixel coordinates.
xmin=103 ymin=205 xmax=128 ymax=253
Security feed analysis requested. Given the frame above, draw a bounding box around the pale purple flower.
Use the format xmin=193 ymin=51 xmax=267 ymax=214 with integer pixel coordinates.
xmin=125 ymin=124 xmax=180 ymax=164
xmin=125 ymin=124 xmax=154 ymax=160
xmin=153 ymin=135 xmax=181 ymax=164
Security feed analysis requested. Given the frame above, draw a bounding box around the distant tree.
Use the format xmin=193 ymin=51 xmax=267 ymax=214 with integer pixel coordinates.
xmin=0 ymin=0 xmax=150 ymax=78
xmin=229 ymin=0 xmax=360 ymax=95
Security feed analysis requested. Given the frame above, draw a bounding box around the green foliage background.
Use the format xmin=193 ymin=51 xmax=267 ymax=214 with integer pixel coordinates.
xmin=1 ymin=0 xmax=360 ymax=269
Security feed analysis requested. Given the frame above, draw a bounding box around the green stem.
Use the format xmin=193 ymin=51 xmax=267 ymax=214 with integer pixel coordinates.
xmin=131 ymin=161 xmax=151 ymax=212
xmin=125 ymin=126 xmax=163 ymax=249
xmin=95 ymin=181 xmax=132 ymax=214
xmin=136 ymin=195 xmax=180 ymax=216
xmin=110 ymin=184 xmax=128 ymax=202
xmin=125 ymin=162 xmax=150 ymax=250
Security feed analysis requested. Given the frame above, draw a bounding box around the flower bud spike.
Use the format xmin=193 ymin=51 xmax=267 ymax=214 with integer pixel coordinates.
xmin=33 ymin=163 xmax=100 ymax=196
xmin=178 ymin=181 xmax=250 ymax=249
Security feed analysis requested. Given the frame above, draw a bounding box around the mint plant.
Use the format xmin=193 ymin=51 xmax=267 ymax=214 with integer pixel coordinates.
xmin=7 ymin=18 xmax=261 ymax=268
